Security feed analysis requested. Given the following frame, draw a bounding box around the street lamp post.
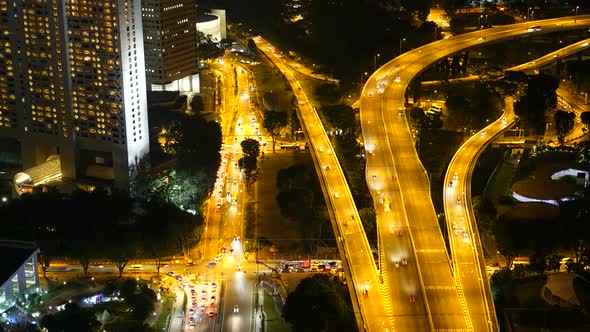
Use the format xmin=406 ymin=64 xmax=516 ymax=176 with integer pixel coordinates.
xmin=575 ymin=6 xmax=580 ymax=23
xmin=527 ymin=7 xmax=532 ymax=21
xmin=478 ymin=15 xmax=482 ymax=29
xmin=399 ymin=37 xmax=406 ymax=55
xmin=373 ymin=53 xmax=380 ymax=71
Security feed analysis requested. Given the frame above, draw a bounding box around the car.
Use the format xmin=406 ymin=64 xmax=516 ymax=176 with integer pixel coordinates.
xmin=462 ymin=231 xmax=469 ymax=239
xmin=200 ymin=303 xmax=206 ymax=310
xmin=368 ymin=92 xmax=374 ymax=98
xmin=409 ymin=296 xmax=416 ymax=303
xmin=176 ymin=275 xmax=183 ymax=281
xmin=188 ymin=317 xmax=194 ymax=323
xmin=398 ymin=107 xmax=404 ymax=116
xmin=189 ymin=308 xmax=195 ymax=315
xmin=211 ymin=295 xmax=216 ymax=301
xmin=233 ymin=235 xmax=240 ymax=242
xmin=211 ymin=282 xmax=217 ymax=289
xmin=167 ymin=271 xmax=175 ymax=276
xmin=334 ymin=192 xmax=340 ymax=199
xmin=480 ymin=131 xmax=486 ymax=136
xmin=234 ymin=305 xmax=239 ymax=313
xmin=401 ymin=258 xmax=408 ymax=265
xmin=448 ymin=181 xmax=453 ymax=187
xmin=452 ymin=221 xmax=458 ymax=230
xmin=394 ymin=76 xmax=401 ymax=82
xmin=528 ymin=26 xmax=541 ymax=32
xmin=458 ymin=214 xmax=464 ymax=221
xmin=215 ymin=204 xmax=221 ymax=212
xmin=208 ymin=311 xmax=215 ymax=318
xmin=453 ymin=173 xmax=458 ymax=181
xmin=324 ymin=165 xmax=330 ymax=170
xmin=372 ymin=175 xmax=378 ymax=181
xmin=207 ymin=261 xmax=217 ymax=267
xmin=186 ymin=261 xmax=194 ymax=267
xmin=237 ymin=265 xmax=242 ymax=272
xmin=456 ymin=198 xmax=461 ymax=205
xmin=394 ymin=260 xmax=400 ymax=268
xmin=189 ymin=323 xmax=196 ymax=329
xmin=210 ymin=302 xmax=215 ymax=307
xmin=214 ymin=254 xmax=224 ymax=262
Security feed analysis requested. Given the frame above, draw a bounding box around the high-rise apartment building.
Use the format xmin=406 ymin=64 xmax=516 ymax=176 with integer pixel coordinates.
xmin=141 ymin=0 xmax=198 ymax=91
xmin=0 ymin=0 xmax=149 ymax=190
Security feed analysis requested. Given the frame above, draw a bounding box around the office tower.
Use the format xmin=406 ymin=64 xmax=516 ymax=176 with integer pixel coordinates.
xmin=0 ymin=0 xmax=150 ymax=191
xmin=141 ymin=0 xmax=199 ymax=91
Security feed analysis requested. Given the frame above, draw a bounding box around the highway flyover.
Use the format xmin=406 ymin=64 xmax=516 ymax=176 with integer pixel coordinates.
xmin=362 ymin=15 xmax=590 ymax=332
xmin=254 ymin=36 xmax=395 ymax=332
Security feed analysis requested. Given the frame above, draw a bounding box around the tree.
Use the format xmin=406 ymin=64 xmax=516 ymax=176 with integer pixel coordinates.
xmin=197 ymin=31 xmax=223 ymax=60
xmin=238 ymin=138 xmax=260 ymax=186
xmin=104 ymin=226 xmax=136 ymax=277
xmin=472 ymin=196 xmax=497 ymax=231
xmin=581 ymin=111 xmax=590 ymax=136
xmin=321 ymin=105 xmax=356 ymax=133
xmin=40 ymin=303 xmax=99 ymax=332
xmin=314 ymin=83 xmax=340 ymax=104
xmin=493 ymin=217 xmax=529 ymax=269
xmin=263 ymin=110 xmax=288 ymax=152
xmin=129 ymin=155 xmax=152 ymax=201
xmin=401 ymin=0 xmax=433 ymax=20
xmin=241 ymin=138 xmax=260 ymax=159
xmin=189 ymin=95 xmax=204 ymax=113
xmin=554 ymin=110 xmax=575 ymax=145
xmin=283 ymin=274 xmax=355 ymax=332
xmin=514 ymin=74 xmax=559 ymax=135
xmin=165 ymin=169 xmax=210 ymax=212
xmin=238 ymin=155 xmax=259 ymax=186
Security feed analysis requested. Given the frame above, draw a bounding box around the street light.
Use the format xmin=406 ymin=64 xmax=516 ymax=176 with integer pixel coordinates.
xmin=575 ymin=6 xmax=580 ymax=23
xmin=373 ymin=53 xmax=380 ymax=71
xmin=527 ymin=7 xmax=532 ymax=21
xmin=478 ymin=15 xmax=483 ymax=29
xmin=399 ymin=37 xmax=406 ymax=55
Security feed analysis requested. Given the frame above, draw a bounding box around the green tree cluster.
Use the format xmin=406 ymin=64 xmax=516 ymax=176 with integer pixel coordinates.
xmin=276 ymin=164 xmax=329 ymax=242
xmin=263 ymin=110 xmax=288 ymax=152
xmin=283 ymin=274 xmax=356 ymax=332
xmin=0 ymin=190 xmax=202 ymax=278
xmin=514 ymin=74 xmax=559 ymax=135
xmin=238 ymin=138 xmax=261 ymax=186
xmin=554 ymin=110 xmax=575 ymax=145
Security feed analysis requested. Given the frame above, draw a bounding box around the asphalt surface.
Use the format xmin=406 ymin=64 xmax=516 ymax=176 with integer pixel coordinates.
xmin=443 ymin=97 xmax=516 ymax=332
xmin=361 ymin=15 xmax=590 ymax=332
xmin=255 ymin=37 xmax=395 ymax=332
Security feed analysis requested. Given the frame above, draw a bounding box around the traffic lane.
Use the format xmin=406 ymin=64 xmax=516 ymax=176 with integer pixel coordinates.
xmin=220 ymin=271 xmax=254 ymax=332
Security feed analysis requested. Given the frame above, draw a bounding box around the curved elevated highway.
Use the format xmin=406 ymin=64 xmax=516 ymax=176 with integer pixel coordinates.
xmin=254 ymin=37 xmax=394 ymax=332
xmin=362 ymin=15 xmax=590 ymax=332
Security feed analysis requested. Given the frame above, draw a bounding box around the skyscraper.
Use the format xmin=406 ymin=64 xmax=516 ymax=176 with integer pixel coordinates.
xmin=141 ymin=0 xmax=198 ymax=91
xmin=0 ymin=0 xmax=149 ymax=190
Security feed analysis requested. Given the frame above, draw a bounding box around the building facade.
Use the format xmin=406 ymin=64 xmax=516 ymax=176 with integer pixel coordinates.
xmin=0 ymin=0 xmax=150 ymax=190
xmin=0 ymin=241 xmax=39 ymax=314
xmin=141 ymin=0 xmax=198 ymax=90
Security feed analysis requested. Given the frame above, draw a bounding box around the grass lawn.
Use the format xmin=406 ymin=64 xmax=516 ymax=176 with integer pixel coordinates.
xmin=154 ymin=295 xmax=174 ymax=331
xmin=263 ymin=289 xmax=291 ymax=332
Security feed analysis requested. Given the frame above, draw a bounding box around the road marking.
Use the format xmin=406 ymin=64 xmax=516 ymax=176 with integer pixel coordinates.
xmin=424 ymin=285 xmax=455 ymax=291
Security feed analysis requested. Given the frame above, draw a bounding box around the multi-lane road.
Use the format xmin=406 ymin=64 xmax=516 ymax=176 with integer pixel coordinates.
xmin=443 ymin=97 xmax=516 ymax=332
xmin=254 ymin=36 xmax=395 ymax=332
xmin=362 ymin=15 xmax=590 ymax=332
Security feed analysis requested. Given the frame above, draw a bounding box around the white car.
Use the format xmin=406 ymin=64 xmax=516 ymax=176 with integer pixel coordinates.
xmin=233 ymin=305 xmax=239 ymax=313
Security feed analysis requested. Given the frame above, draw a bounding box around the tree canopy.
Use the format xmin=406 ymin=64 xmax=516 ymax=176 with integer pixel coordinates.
xmin=263 ymin=110 xmax=288 ymax=152
xmin=283 ymin=274 xmax=356 ymax=332
xmin=514 ymin=74 xmax=559 ymax=135
xmin=554 ymin=110 xmax=575 ymax=145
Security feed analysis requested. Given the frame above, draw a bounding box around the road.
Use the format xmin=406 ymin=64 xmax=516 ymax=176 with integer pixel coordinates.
xmin=507 ymin=37 xmax=590 ymax=73
xmin=254 ymin=36 xmax=395 ymax=332
xmin=443 ymin=97 xmax=516 ymax=332
xmin=361 ymin=15 xmax=590 ymax=332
